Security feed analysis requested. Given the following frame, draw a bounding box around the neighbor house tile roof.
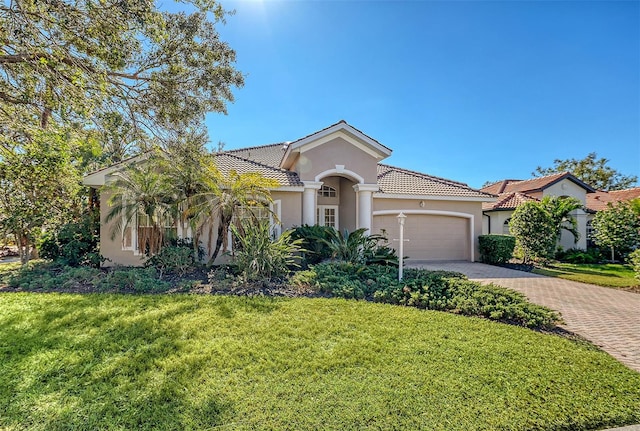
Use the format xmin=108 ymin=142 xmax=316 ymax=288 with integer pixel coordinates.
xmin=586 ymin=187 xmax=640 ymax=212
xmin=376 ymin=164 xmax=494 ymax=198
xmin=481 ymin=172 xmax=596 ymax=195
xmin=482 ymin=192 xmax=538 ymax=211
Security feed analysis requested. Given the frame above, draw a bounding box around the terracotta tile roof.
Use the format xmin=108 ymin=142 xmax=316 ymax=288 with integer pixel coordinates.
xmin=287 ymin=120 xmax=393 ymax=153
xmin=480 ymin=172 xmax=596 ymax=194
xmin=482 ymin=192 xmax=538 ymax=211
xmin=586 ymin=187 xmax=640 ymax=212
xmin=376 ymin=164 xmax=494 ymax=198
xmin=212 ymin=152 xmax=304 ymax=187
xmin=223 ymin=143 xmax=288 ymax=167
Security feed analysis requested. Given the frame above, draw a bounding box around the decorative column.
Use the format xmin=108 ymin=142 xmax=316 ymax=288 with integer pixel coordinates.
xmin=353 ymin=183 xmax=379 ymax=233
xmin=302 ymin=181 xmax=323 ymax=226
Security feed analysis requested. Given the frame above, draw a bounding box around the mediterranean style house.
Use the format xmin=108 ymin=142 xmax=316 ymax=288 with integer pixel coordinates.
xmin=84 ymin=120 xmax=495 ymax=266
xmin=481 ymin=172 xmax=596 ymax=250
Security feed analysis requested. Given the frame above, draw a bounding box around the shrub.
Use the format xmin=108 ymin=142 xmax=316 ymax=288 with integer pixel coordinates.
xmin=37 ymin=211 xmax=100 ymax=267
xmin=146 ymin=240 xmax=200 ymax=278
xmin=555 ymin=247 xmax=603 ymax=264
xmin=509 ymin=202 xmax=557 ymax=263
xmin=290 ymin=225 xmax=334 ymax=265
xmin=478 ymin=235 xmax=516 ymax=265
xmin=629 ymin=249 xmax=640 ymax=281
xmin=301 ymin=262 xmax=560 ymax=329
xmin=99 ymin=267 xmax=170 ymax=293
xmin=231 ymin=220 xmax=304 ymax=281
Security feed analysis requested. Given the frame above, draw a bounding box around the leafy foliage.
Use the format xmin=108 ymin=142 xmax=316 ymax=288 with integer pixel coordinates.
xmin=230 ymin=220 xmax=304 ymax=282
xmin=298 ymin=263 xmax=559 ymax=329
xmin=555 ymin=248 xmax=603 ymax=264
xmin=533 ymin=152 xmax=637 ymax=191
xmin=0 ymin=130 xmax=81 ymax=264
xmin=37 ymin=210 xmax=101 ymax=267
xmin=478 ymin=235 xmax=516 ymax=264
xmin=592 ymin=201 xmax=640 ymax=261
xmin=318 ymin=227 xmax=398 ymax=266
xmin=629 ymin=249 xmax=640 ymax=281
xmin=1 ymin=0 xmax=243 ymax=135
xmin=146 ymin=240 xmax=201 ymax=279
xmin=290 ymin=224 xmax=334 ymax=265
xmin=540 ymin=195 xmax=583 ymax=243
xmin=509 ymin=201 xmax=557 ymax=263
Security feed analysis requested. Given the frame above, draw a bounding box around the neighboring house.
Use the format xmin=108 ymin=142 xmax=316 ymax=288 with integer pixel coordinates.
xmin=84 ymin=120 xmax=495 ymax=266
xmin=481 ymin=172 xmax=596 ymax=250
xmin=585 ymin=187 xmax=640 ymax=246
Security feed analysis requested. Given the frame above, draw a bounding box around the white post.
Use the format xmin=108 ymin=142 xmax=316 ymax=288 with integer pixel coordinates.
xmin=302 ymin=181 xmax=323 ymax=226
xmin=397 ymin=212 xmax=406 ymax=281
xmin=353 ymin=183 xmax=379 ymax=234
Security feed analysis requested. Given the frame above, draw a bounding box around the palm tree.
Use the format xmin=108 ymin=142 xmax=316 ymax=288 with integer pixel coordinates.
xmin=104 ymin=153 xmax=175 ymax=256
xmin=540 ymin=195 xmax=584 ymax=243
xmin=190 ymin=169 xmax=279 ymax=264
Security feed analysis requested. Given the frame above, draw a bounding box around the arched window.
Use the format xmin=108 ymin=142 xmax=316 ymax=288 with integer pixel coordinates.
xmin=503 ymin=219 xmax=511 ymax=235
xmin=318 ymin=185 xmax=337 ymax=198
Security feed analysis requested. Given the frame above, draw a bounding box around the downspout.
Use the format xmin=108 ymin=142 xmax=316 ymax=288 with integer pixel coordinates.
xmin=483 ymin=212 xmax=491 ymax=234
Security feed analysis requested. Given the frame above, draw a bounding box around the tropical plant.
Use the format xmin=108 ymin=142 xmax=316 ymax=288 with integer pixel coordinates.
xmin=540 ymin=195 xmax=583 ymax=243
xmin=509 ymin=201 xmax=557 ymax=263
xmin=230 ymin=219 xmax=303 ymax=282
xmin=290 ymin=225 xmax=334 ymax=265
xmin=38 ymin=209 xmax=101 ymax=267
xmin=592 ymin=201 xmax=640 ymax=261
xmin=104 ymin=154 xmax=176 ymax=256
xmin=319 ymin=227 xmax=398 ymax=266
xmin=191 ymin=169 xmax=279 ymax=264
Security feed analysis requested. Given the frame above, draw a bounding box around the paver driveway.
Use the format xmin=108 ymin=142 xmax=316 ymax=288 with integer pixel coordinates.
xmin=409 ymin=261 xmax=640 ymax=373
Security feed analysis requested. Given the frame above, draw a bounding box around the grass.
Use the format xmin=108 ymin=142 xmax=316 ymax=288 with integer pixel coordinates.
xmin=1 ymin=293 xmax=639 ymax=430
xmin=533 ymin=263 xmax=640 ymax=290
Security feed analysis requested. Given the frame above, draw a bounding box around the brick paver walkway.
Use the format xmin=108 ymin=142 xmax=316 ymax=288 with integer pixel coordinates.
xmin=408 ymin=261 xmax=640 ymax=372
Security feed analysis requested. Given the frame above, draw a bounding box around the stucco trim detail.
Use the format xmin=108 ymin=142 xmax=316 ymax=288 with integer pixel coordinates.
xmin=315 ymin=168 xmax=364 ymax=184
xmin=374 ymin=193 xmax=495 ymax=202
xmin=372 ymin=209 xmax=475 ymax=262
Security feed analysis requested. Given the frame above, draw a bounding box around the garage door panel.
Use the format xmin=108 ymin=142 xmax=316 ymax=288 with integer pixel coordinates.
xmin=373 ymin=214 xmax=469 ymax=261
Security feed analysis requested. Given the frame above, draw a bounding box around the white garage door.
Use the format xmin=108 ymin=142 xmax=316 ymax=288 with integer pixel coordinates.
xmin=373 ymin=214 xmax=470 ymax=261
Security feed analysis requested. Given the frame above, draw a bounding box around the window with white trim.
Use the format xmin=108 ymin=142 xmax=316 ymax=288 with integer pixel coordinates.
xmin=318 ymin=185 xmax=337 ymax=198
xmin=503 ymin=219 xmax=511 ymax=235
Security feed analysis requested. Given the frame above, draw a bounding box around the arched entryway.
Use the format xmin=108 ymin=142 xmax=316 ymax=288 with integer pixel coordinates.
xmin=315 ymin=175 xmax=357 ymax=232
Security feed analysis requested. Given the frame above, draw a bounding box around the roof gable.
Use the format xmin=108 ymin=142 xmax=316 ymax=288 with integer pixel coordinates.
xmin=481 ymin=172 xmax=596 ymax=195
xmin=280 ymin=120 xmax=392 ymax=170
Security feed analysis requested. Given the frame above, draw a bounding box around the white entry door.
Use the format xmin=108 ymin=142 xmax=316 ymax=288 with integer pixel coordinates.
xmin=317 ymin=205 xmax=339 ymax=229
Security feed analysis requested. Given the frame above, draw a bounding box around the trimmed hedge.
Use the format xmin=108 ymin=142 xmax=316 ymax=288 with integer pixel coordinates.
xmin=479 ymin=234 xmax=516 ymax=265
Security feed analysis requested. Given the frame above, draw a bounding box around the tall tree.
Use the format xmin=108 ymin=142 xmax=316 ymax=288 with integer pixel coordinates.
xmin=533 ymin=153 xmax=637 ymax=191
xmin=0 ymin=129 xmax=80 ymax=264
xmin=0 ymin=0 xmax=244 ymax=136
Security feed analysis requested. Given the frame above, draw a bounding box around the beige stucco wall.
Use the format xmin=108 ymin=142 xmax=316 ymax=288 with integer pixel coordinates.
xmin=271 ymin=191 xmax=303 ymax=230
xmin=99 ymin=191 xmax=146 ymax=267
xmin=295 ymin=137 xmax=379 ymax=183
xmin=543 ymin=179 xmax=588 ymax=250
xmin=483 ymin=210 xmax=514 ymax=235
xmin=372 ymin=197 xmax=484 ymax=261
xmin=339 ymin=177 xmax=357 ymax=232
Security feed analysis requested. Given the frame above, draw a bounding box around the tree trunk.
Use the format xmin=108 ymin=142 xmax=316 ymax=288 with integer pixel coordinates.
xmin=209 ymin=222 xmax=226 ymax=264
xmin=611 ymin=246 xmax=615 ymax=263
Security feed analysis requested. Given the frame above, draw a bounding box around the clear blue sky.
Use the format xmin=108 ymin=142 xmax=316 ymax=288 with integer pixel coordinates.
xmin=196 ymin=0 xmax=639 ymax=189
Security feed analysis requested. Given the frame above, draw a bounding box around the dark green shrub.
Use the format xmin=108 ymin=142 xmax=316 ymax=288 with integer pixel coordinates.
xmin=301 ymin=262 xmax=560 ymax=330
xmin=447 ymin=279 xmax=559 ymax=329
xmin=99 ymin=267 xmax=170 ymax=293
xmin=478 ymin=235 xmax=516 ymax=265
xmin=290 ymin=225 xmax=334 ymax=265
xmin=555 ymin=247 xmax=602 ymax=264
xmin=147 ymin=245 xmax=196 ymax=278
xmin=37 ymin=211 xmax=100 ymax=267
xmin=8 ymin=261 xmax=102 ymax=290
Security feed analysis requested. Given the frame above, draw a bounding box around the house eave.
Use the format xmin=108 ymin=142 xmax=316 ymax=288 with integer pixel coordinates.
xmin=374 ymin=193 xmax=495 ymax=202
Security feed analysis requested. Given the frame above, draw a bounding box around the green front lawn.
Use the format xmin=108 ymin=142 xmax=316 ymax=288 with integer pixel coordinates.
xmin=533 ymin=263 xmax=640 ymax=291
xmin=1 ymin=293 xmax=639 ymax=430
